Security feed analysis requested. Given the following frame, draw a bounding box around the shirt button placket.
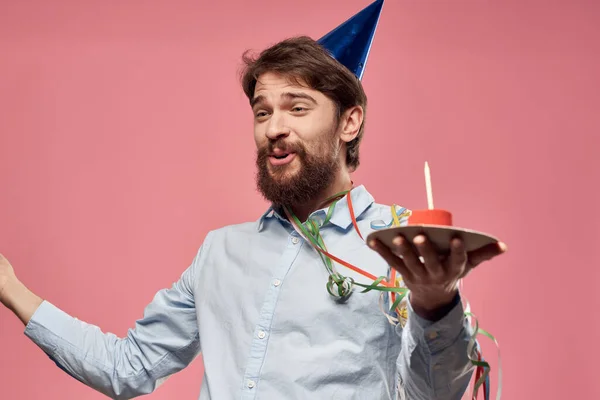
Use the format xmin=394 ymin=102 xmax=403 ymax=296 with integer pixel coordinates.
xmin=241 ymin=230 xmax=303 ymax=399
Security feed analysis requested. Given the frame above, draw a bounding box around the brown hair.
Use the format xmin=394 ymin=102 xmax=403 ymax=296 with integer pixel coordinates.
xmin=240 ymin=36 xmax=368 ymax=171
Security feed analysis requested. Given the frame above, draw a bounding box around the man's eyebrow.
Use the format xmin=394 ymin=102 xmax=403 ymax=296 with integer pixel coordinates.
xmin=281 ymin=92 xmax=318 ymax=105
xmin=250 ymin=92 xmax=318 ymax=109
xmin=250 ymin=95 xmax=265 ymax=109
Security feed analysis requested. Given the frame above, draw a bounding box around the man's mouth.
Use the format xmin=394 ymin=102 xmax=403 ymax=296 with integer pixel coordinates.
xmin=268 ymin=151 xmax=297 ymax=166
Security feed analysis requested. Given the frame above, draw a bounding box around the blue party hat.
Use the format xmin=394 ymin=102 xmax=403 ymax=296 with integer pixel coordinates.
xmin=317 ymin=0 xmax=384 ymax=80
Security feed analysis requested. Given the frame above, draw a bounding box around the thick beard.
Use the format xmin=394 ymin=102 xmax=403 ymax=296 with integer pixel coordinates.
xmin=255 ymin=138 xmax=340 ymax=208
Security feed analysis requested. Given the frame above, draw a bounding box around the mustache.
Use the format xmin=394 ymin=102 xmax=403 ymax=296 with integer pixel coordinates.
xmin=258 ymin=141 xmax=306 ymax=156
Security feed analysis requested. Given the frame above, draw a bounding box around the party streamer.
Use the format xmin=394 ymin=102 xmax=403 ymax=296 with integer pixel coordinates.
xmin=283 ymin=188 xmax=501 ymax=400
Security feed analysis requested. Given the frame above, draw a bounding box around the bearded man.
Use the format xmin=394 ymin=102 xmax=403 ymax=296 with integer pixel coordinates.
xmin=0 ymin=1 xmax=505 ymax=399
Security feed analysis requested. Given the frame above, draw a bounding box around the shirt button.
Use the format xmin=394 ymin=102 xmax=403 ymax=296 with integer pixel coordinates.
xmin=428 ymin=331 xmax=438 ymax=340
xmin=273 ymin=279 xmax=281 ymax=287
xmin=247 ymin=380 xmax=256 ymax=389
xmin=291 ymin=236 xmax=300 ymax=244
xmin=257 ymin=330 xmax=266 ymax=339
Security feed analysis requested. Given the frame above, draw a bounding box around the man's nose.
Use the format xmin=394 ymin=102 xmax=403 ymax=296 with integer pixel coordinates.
xmin=265 ymin=112 xmax=290 ymax=140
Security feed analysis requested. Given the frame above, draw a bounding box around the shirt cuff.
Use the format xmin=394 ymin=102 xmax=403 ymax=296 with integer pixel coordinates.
xmin=403 ymin=293 xmax=468 ymax=354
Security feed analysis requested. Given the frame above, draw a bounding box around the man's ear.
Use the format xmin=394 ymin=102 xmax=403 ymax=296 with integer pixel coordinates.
xmin=339 ymin=105 xmax=364 ymax=144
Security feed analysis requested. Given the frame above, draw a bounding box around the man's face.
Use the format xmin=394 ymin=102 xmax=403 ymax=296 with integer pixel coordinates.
xmin=252 ymin=72 xmax=343 ymax=207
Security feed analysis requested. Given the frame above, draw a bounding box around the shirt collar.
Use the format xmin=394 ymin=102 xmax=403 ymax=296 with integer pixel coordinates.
xmin=257 ymin=185 xmax=375 ymax=231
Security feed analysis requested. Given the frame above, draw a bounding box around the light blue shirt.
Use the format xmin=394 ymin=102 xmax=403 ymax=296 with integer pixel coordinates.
xmin=24 ymin=185 xmax=475 ymax=399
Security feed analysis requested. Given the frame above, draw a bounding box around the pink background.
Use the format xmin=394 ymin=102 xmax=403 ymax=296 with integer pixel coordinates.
xmin=1 ymin=0 xmax=598 ymax=398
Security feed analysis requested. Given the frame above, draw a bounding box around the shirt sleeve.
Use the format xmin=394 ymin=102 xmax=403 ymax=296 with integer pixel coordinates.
xmin=395 ymin=293 xmax=476 ymax=400
xmin=22 ymin=246 xmax=205 ymax=400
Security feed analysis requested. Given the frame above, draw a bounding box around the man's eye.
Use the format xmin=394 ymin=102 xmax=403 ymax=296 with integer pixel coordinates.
xmin=292 ymin=107 xmax=306 ymax=112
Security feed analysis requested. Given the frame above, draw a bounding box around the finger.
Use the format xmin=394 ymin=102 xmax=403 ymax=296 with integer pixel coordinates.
xmin=391 ymin=235 xmax=422 ymax=268
xmin=468 ymin=241 xmax=508 ymax=267
xmin=368 ymin=238 xmax=414 ymax=281
xmin=391 ymin=235 xmax=425 ymax=280
xmin=448 ymin=237 xmax=468 ymax=277
xmin=413 ymin=234 xmax=444 ymax=278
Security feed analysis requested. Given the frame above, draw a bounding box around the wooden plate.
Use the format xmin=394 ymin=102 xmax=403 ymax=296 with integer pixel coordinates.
xmin=366 ymin=225 xmax=499 ymax=254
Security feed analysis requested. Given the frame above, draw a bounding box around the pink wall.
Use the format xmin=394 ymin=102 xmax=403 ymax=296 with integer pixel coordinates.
xmin=1 ymin=0 xmax=598 ymax=398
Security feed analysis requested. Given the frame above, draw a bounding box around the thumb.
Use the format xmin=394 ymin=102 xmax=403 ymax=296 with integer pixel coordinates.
xmin=468 ymin=241 xmax=507 ymax=267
